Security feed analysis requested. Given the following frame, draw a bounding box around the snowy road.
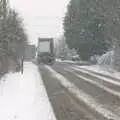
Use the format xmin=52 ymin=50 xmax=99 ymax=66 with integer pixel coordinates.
xmin=1 ymin=61 xmax=120 ymax=120
xmin=39 ymin=62 xmax=120 ymax=120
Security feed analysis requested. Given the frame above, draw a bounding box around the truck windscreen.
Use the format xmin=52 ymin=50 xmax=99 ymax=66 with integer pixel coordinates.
xmin=38 ymin=41 xmax=50 ymax=53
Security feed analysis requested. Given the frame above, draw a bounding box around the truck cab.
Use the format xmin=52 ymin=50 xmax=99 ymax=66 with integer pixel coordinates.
xmin=37 ymin=38 xmax=55 ymax=65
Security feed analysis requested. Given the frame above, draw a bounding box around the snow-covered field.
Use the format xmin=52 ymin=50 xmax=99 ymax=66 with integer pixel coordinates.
xmin=0 ymin=62 xmax=56 ymax=120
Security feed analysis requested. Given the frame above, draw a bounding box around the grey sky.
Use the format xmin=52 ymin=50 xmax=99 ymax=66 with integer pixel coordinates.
xmin=10 ymin=0 xmax=70 ymax=44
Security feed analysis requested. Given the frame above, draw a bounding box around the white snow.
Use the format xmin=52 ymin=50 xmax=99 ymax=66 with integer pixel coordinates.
xmin=77 ymin=65 xmax=120 ymax=80
xmin=61 ymin=60 xmax=75 ymax=63
xmin=55 ymin=59 xmax=62 ymax=62
xmin=0 ymin=62 xmax=56 ymax=120
xmin=65 ymin=68 xmax=120 ymax=98
xmin=57 ymin=60 xmax=90 ymax=65
xmin=71 ymin=66 xmax=120 ymax=86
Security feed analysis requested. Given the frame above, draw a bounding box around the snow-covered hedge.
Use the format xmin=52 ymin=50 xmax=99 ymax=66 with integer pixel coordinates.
xmin=90 ymin=55 xmax=100 ymax=64
xmin=97 ymin=51 xmax=114 ymax=70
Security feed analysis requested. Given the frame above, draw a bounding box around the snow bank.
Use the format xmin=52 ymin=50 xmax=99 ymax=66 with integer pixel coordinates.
xmin=0 ymin=62 xmax=56 ymax=120
xmin=63 ymin=60 xmax=75 ymax=63
xmin=97 ymin=51 xmax=114 ymax=67
xmin=57 ymin=59 xmax=91 ymax=65
xmin=55 ymin=59 xmax=62 ymax=62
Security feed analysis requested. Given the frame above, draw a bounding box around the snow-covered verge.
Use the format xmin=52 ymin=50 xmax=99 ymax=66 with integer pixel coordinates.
xmin=78 ymin=65 xmax=120 ymax=80
xmin=0 ymin=62 xmax=56 ymax=120
xmin=56 ymin=59 xmax=91 ymax=65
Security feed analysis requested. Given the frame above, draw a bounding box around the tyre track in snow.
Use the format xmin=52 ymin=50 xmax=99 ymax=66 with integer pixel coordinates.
xmin=64 ymin=68 xmax=120 ymax=117
xmin=49 ymin=63 xmax=120 ymax=119
xmin=39 ymin=65 xmax=96 ymax=120
xmin=79 ymin=67 xmax=120 ymax=82
xmin=70 ymin=66 xmax=120 ymax=92
xmin=67 ymin=65 xmax=120 ymax=117
xmin=45 ymin=64 xmax=120 ymax=120
xmin=69 ymin=67 xmax=120 ymax=98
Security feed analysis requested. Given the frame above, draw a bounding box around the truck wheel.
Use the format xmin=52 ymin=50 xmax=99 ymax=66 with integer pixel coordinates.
xmin=37 ymin=59 xmax=40 ymax=65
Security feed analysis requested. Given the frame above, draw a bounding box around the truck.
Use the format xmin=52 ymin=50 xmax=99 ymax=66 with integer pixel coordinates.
xmin=37 ymin=38 xmax=55 ymax=65
xmin=24 ymin=45 xmax=36 ymax=61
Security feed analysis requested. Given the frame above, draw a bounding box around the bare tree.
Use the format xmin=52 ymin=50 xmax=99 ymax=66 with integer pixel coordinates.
xmin=0 ymin=0 xmax=9 ymax=74
xmin=0 ymin=1 xmax=28 ymax=74
xmin=4 ymin=10 xmax=28 ymax=73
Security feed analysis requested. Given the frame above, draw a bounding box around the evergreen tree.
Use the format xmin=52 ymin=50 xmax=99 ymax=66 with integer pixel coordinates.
xmin=64 ymin=0 xmax=108 ymax=60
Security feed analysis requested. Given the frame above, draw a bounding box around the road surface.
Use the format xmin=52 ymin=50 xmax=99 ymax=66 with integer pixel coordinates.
xmin=39 ymin=62 xmax=120 ymax=120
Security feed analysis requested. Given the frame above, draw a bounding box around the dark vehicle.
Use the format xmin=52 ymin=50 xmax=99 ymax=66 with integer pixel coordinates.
xmin=59 ymin=56 xmax=65 ymax=61
xmin=37 ymin=38 xmax=55 ymax=65
xmin=71 ymin=55 xmax=80 ymax=61
xmin=24 ymin=45 xmax=36 ymax=61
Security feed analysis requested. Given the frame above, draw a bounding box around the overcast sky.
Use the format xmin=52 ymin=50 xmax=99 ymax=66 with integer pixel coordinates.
xmin=10 ymin=0 xmax=70 ymax=44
